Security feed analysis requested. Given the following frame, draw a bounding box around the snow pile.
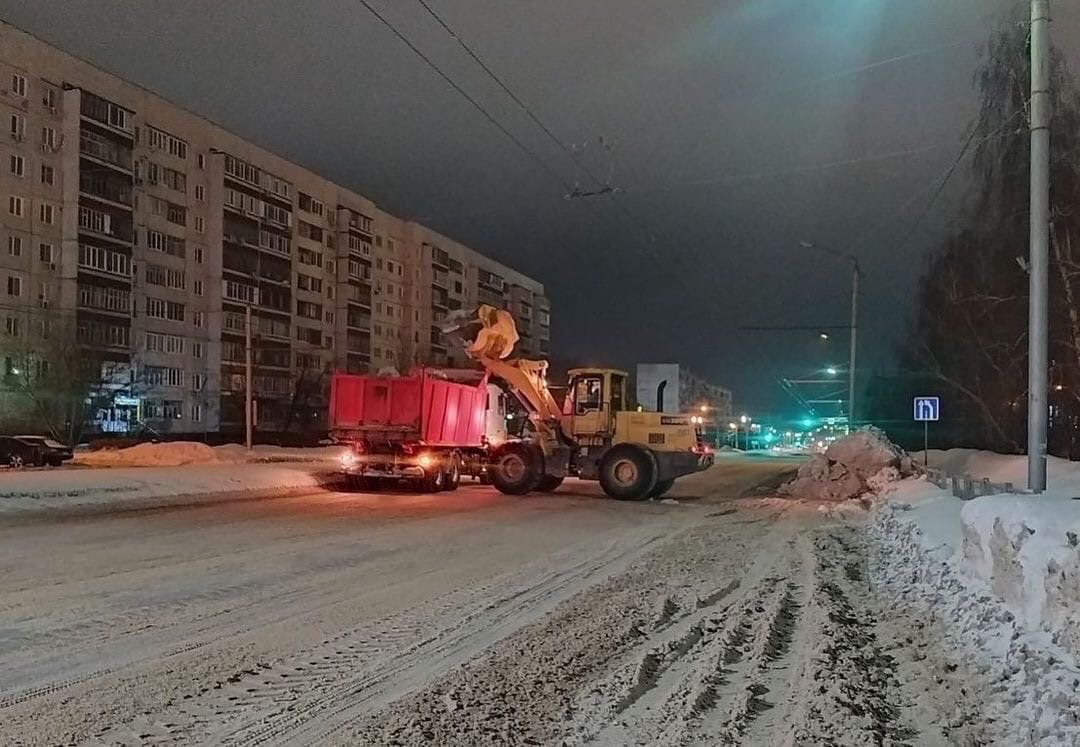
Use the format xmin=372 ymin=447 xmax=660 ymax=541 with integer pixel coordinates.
xmin=0 ymin=462 xmax=333 ymax=514
xmin=779 ymin=426 xmax=914 ymax=502
xmin=76 ymin=441 xmax=221 ymax=467
xmin=872 ymin=503 xmax=1080 ymax=744
xmin=75 ymin=443 xmax=342 ymax=468
xmin=960 ymin=494 xmax=1080 ymax=654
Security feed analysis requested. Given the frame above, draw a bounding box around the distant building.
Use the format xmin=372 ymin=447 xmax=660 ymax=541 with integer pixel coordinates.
xmin=0 ymin=21 xmax=550 ymax=437
xmin=635 ymin=364 xmax=732 ymax=417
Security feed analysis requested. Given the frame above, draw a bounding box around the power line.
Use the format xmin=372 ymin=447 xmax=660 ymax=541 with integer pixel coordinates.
xmin=413 ymin=0 xmax=606 ymax=191
xmin=357 ymin=0 xmax=572 ymax=193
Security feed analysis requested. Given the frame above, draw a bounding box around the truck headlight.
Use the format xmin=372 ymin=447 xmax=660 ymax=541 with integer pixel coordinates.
xmin=418 ymin=454 xmax=434 ymax=469
xmin=340 ymin=452 xmax=358 ymax=467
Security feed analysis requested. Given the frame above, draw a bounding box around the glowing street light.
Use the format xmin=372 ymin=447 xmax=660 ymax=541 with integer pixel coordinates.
xmin=819 ymin=332 xmax=830 ymax=341
xmin=740 ymin=414 xmax=749 ymax=424
xmin=826 ymin=366 xmax=838 ymax=376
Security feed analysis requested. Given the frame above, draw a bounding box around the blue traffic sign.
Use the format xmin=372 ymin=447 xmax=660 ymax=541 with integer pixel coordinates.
xmin=913 ymin=396 xmax=940 ymax=422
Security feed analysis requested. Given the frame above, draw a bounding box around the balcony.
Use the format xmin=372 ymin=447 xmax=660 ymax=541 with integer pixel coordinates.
xmin=80 ymin=92 xmax=133 ymax=137
xmin=80 ymin=174 xmax=132 ymax=209
xmin=433 ymin=268 xmax=449 ymax=288
xmin=477 ymin=287 xmax=503 ymax=307
xmin=80 ymin=132 xmax=133 ymax=172
xmin=256 ymin=316 xmax=290 ymax=341
xmin=347 ymin=311 xmax=371 ymax=331
xmin=78 ymin=206 xmax=132 ymax=244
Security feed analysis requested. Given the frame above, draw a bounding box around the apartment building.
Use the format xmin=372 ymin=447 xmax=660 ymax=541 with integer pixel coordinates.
xmin=0 ymin=21 xmax=550 ymax=437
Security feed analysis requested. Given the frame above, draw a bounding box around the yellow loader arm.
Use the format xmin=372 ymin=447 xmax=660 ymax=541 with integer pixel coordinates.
xmin=447 ymin=304 xmax=563 ymax=422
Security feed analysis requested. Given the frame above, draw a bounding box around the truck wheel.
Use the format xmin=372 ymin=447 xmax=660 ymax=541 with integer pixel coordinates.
xmin=536 ymin=474 xmax=564 ymax=492
xmin=444 ymin=454 xmax=461 ymax=492
xmin=599 ymin=445 xmax=657 ymax=501
xmin=421 ymin=467 xmax=446 ymax=493
xmin=489 ymin=443 xmax=541 ymax=496
xmin=649 ymin=478 xmax=676 ymax=498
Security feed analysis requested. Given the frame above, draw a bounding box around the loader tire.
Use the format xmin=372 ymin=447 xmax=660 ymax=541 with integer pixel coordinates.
xmin=536 ymin=474 xmax=564 ymax=493
xmin=649 ymin=478 xmax=676 ymax=498
xmin=599 ymin=445 xmax=658 ymax=501
xmin=489 ymin=443 xmax=541 ymax=496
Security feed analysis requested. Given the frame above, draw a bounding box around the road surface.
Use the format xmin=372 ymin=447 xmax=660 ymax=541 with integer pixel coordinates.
xmin=0 ymin=453 xmax=993 ymax=745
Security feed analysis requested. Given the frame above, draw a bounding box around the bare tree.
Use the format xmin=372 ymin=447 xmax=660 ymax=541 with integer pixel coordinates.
xmin=0 ymin=314 xmax=126 ymax=445
xmin=906 ymin=15 xmax=1080 ymax=454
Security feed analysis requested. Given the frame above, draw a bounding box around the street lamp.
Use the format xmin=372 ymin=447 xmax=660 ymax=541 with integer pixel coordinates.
xmin=800 ymin=240 xmax=859 ymax=432
xmin=826 ymin=366 xmax=838 ymax=376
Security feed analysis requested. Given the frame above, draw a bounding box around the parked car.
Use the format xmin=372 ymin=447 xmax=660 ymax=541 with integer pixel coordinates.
xmin=0 ymin=435 xmax=74 ymax=468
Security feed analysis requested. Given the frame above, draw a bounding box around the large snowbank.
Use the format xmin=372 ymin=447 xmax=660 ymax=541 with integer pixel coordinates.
xmin=870 ymin=449 xmax=1080 ymax=742
xmin=0 ymin=462 xmax=336 ymax=515
xmin=884 ymin=451 xmax=1080 ymax=654
xmin=74 ymin=442 xmax=341 ymax=468
xmin=779 ymin=426 xmax=914 ymax=502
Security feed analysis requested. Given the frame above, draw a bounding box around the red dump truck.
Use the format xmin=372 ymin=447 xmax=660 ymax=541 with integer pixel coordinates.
xmin=329 ymin=368 xmax=508 ymax=491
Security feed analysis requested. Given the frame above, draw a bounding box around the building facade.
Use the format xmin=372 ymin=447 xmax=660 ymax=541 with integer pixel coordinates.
xmin=0 ymin=21 xmax=550 ymax=436
xmin=635 ymin=363 xmax=733 ymax=418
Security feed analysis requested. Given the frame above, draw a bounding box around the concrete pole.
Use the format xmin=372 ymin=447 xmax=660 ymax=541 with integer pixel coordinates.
xmin=1028 ymin=0 xmax=1051 ymax=492
xmin=245 ymin=303 xmax=253 ymax=451
xmin=848 ymin=261 xmax=859 ymax=433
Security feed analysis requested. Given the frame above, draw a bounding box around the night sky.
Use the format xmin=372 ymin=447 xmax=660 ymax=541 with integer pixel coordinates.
xmin=4 ymin=1 xmax=1079 ymax=416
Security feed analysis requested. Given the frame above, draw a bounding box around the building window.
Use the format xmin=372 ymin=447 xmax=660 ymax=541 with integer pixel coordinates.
xmin=194 ymin=246 xmax=204 ymax=264
xmin=166 ymin=203 xmax=186 ymax=226
xmin=5 ymin=317 xmax=19 ymax=336
xmin=297 ymin=274 xmax=322 ymax=293
xmin=41 ymin=126 xmax=58 ymax=150
xmin=145 ymin=264 xmax=186 ymax=290
xmin=42 ymin=87 xmax=56 ymax=110
xmin=194 ymin=280 xmax=204 ymax=296
xmin=7 ymin=275 xmax=23 ymax=297
xmin=193 ymin=311 xmax=205 ymax=328
xmin=192 ymin=342 xmax=204 ymax=359
xmin=296 ymin=300 xmax=321 ymax=319
xmin=145 ymin=332 xmax=185 ymax=355
xmin=147 ymin=126 xmax=188 ymax=159
xmin=8 ymin=236 xmax=22 ymax=257
xmin=194 ymin=216 xmax=205 ymax=233
xmin=9 ymin=113 xmax=25 ymax=140
xmin=192 ymin=372 xmax=205 ymax=389
xmin=146 ymin=297 xmax=186 ymax=322
xmin=197 ymin=153 xmax=205 ymax=169
xmin=195 ymin=184 xmax=205 ymax=202
xmin=40 ymin=164 xmax=54 ymax=185
xmin=9 ymin=154 xmax=24 ymax=177
xmin=9 ymin=195 xmax=24 ymax=217
xmin=11 ymin=73 xmax=27 ymax=98
xmin=191 ymin=403 xmax=202 ymax=423
xmin=39 ymin=242 xmax=53 ymax=263
xmin=39 ymin=203 xmax=55 ymax=225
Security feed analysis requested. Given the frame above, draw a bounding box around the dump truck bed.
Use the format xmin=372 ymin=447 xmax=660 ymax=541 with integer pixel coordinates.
xmin=329 ymin=369 xmax=489 ymax=447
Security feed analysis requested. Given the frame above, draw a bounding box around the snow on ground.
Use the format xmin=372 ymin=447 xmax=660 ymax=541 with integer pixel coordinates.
xmin=871 ymin=450 xmax=1080 ymax=744
xmin=73 ymin=441 xmax=343 ymax=468
xmin=0 ymin=462 xmax=335 ymax=514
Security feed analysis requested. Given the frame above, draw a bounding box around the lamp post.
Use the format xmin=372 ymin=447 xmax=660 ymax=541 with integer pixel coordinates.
xmin=800 ymin=241 xmax=859 ymax=432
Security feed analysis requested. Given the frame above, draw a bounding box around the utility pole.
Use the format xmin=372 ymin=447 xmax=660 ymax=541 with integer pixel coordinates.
xmin=848 ymin=260 xmax=859 ymax=433
xmin=1028 ymin=0 xmax=1051 ymax=492
xmin=245 ymin=303 xmax=253 ymax=451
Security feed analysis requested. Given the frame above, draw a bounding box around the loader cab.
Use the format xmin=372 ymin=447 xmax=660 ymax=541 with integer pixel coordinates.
xmin=563 ymin=368 xmax=627 ymax=442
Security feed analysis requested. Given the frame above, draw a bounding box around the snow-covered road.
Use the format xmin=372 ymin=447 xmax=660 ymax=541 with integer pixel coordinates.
xmin=0 ymin=455 xmax=1003 ymax=745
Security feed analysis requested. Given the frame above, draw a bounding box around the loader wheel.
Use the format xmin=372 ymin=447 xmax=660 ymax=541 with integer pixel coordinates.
xmin=489 ymin=443 xmax=541 ymax=496
xmin=649 ymin=478 xmax=676 ymax=498
xmin=536 ymin=474 xmax=564 ymax=493
xmin=599 ymin=445 xmax=657 ymax=501
xmin=444 ymin=454 xmax=461 ymax=492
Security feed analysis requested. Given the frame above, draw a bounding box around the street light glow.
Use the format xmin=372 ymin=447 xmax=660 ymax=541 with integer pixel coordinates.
xmin=819 ymin=333 xmax=829 ymax=340
xmin=826 ymin=366 xmax=838 ymax=376
xmin=739 ymin=414 xmax=749 ymax=424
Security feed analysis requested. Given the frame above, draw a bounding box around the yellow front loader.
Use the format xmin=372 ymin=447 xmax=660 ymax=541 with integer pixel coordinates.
xmin=448 ymin=305 xmax=714 ymax=500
